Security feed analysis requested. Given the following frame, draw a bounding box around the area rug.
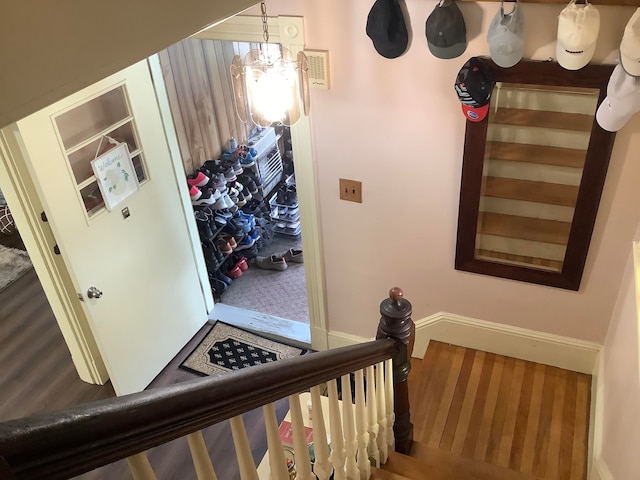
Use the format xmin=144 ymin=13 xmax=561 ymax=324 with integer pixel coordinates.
xmin=180 ymin=321 xmax=306 ymax=377
xmin=0 ymin=244 xmax=32 ymax=291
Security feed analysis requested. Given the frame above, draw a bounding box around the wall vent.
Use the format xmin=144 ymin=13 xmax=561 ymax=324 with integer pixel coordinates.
xmin=304 ymin=50 xmax=330 ymax=90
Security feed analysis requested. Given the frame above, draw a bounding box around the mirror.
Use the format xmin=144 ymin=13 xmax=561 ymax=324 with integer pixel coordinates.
xmin=455 ymin=59 xmax=616 ymax=290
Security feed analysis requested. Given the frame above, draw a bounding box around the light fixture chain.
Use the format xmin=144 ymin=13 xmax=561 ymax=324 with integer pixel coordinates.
xmin=261 ymin=0 xmax=269 ymax=44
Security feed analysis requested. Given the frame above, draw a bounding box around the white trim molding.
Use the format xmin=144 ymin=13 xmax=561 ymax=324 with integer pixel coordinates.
xmin=413 ymin=312 xmax=601 ymax=374
xmin=591 ymin=457 xmax=614 ymax=480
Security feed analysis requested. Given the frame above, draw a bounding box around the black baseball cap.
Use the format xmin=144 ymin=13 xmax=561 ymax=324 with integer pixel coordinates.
xmin=454 ymin=57 xmax=495 ymax=122
xmin=366 ymin=0 xmax=409 ymax=59
xmin=426 ymin=0 xmax=467 ymax=59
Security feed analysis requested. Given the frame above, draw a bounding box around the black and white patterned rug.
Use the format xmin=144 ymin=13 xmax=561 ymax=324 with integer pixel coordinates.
xmin=180 ymin=321 xmax=305 ymax=377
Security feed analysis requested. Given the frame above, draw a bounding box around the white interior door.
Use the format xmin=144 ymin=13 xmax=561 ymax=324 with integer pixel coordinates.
xmin=13 ymin=60 xmax=208 ymax=395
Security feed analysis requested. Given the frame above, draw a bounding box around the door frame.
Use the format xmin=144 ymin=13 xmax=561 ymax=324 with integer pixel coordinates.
xmin=189 ymin=15 xmax=329 ymax=350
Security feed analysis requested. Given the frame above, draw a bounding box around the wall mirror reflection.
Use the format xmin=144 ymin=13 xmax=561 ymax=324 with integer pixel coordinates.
xmin=455 ymin=60 xmax=616 ymax=290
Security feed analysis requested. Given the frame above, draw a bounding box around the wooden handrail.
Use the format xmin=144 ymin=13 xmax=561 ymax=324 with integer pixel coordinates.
xmin=0 ymin=339 xmax=396 ymax=479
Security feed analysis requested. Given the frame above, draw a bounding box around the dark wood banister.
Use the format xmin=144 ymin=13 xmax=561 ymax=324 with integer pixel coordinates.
xmin=0 ymin=287 xmax=415 ymax=479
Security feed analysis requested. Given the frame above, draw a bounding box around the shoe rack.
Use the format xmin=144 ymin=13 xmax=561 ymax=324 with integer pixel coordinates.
xmin=269 ymin=182 xmax=301 ymax=237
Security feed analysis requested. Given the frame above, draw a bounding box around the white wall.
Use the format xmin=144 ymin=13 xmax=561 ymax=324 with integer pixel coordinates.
xmin=600 ymin=245 xmax=640 ymax=478
xmin=244 ymin=1 xmax=640 ymax=344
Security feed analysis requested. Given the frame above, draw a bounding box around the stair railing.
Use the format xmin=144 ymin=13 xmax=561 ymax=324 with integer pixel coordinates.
xmin=0 ymin=288 xmax=414 ymax=480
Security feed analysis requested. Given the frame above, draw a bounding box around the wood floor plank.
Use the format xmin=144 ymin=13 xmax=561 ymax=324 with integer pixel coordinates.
xmin=473 ymin=355 xmax=505 ymax=461
xmin=545 ymin=369 xmax=567 ymax=479
xmin=497 ymin=359 xmax=526 ymax=468
xmin=416 ymin=343 xmax=456 ymax=444
xmin=508 ymin=361 xmax=536 ymax=471
xmin=439 ymin=348 xmax=476 ymax=451
xmin=485 ymin=357 xmax=516 ymax=464
xmin=571 ymin=374 xmax=590 ymax=480
xmin=520 ymin=363 xmax=546 ymax=473
xmin=451 ymin=351 xmax=486 ymax=455
xmin=411 ymin=341 xmax=445 ymax=439
xmin=461 ymin=352 xmax=496 ymax=458
xmin=531 ymin=366 xmax=557 ymax=477
xmin=485 ymin=142 xmax=586 ymax=169
xmin=427 ymin=345 xmax=466 ymax=447
xmin=559 ymin=372 xmax=578 ymax=479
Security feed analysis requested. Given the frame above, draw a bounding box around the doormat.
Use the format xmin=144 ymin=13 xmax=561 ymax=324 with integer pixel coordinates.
xmin=0 ymin=244 xmax=32 ymax=291
xmin=180 ymin=321 xmax=306 ymax=377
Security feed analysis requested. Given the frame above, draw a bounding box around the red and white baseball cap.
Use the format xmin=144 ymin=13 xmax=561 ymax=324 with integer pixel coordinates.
xmin=621 ymin=8 xmax=640 ymax=77
xmin=596 ymin=63 xmax=640 ymax=132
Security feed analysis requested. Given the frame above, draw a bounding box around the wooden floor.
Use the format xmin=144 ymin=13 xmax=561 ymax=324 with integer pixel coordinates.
xmin=409 ymin=341 xmax=591 ymax=480
xmin=0 ymin=269 xmax=288 ymax=479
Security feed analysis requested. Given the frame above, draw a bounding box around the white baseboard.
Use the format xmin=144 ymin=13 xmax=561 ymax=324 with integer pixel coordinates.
xmin=590 ymin=457 xmax=614 ymax=480
xmin=327 ymin=330 xmax=371 ymax=349
xmin=412 ymin=312 xmax=601 ymax=374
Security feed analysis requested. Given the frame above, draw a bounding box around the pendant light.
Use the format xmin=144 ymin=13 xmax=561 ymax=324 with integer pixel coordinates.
xmin=230 ymin=1 xmax=310 ymax=127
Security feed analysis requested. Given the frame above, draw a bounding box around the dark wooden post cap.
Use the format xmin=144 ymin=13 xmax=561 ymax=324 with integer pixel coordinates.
xmin=380 ymin=287 xmax=412 ymax=320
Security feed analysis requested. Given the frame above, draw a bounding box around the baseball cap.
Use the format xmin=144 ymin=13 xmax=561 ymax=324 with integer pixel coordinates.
xmin=454 ymin=57 xmax=495 ymax=122
xmin=426 ymin=0 xmax=467 ymax=60
xmin=556 ymin=1 xmax=600 ymax=71
xmin=596 ymin=63 xmax=640 ymax=132
xmin=621 ymin=8 xmax=640 ymax=77
xmin=487 ymin=0 xmax=525 ymax=69
xmin=366 ymin=0 xmax=409 ymax=59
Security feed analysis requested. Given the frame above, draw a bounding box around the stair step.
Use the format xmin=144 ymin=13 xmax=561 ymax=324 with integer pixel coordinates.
xmin=379 ymin=442 xmax=542 ymax=480
xmin=370 ymin=466 xmax=411 ymax=480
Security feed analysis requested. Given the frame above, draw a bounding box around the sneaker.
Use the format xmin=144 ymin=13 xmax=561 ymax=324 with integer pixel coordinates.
xmin=216 ymin=270 xmax=233 ymax=286
xmin=224 ymin=167 xmax=237 ymax=182
xmin=195 ymin=210 xmax=214 ymax=241
xmin=210 ymin=278 xmax=228 ymax=296
xmin=225 ymin=265 xmax=243 ymax=279
xmin=255 ymin=255 xmax=288 ymax=271
xmin=192 ymin=188 xmax=219 ymax=206
xmin=219 ymin=233 xmax=237 ymax=250
xmin=236 ymin=256 xmax=249 ymax=271
xmin=189 ymin=185 xmax=202 ymax=202
xmin=213 ymin=173 xmax=227 ymax=192
xmin=187 ymin=171 xmax=210 ymax=188
xmin=217 ymin=237 xmax=233 ymax=255
xmin=281 ymin=248 xmax=303 ymax=263
xmin=235 ymin=235 xmax=256 ymax=251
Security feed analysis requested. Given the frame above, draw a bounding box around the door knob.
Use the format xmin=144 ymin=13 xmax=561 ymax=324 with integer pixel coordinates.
xmin=87 ymin=286 xmax=103 ymax=299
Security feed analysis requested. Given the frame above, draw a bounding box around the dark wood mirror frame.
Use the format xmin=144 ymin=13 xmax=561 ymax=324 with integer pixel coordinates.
xmin=455 ymin=59 xmax=616 ymax=291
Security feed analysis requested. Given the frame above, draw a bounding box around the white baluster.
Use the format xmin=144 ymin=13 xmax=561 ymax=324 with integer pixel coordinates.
xmin=289 ymin=393 xmax=314 ymax=480
xmin=327 ymin=379 xmax=347 ymax=480
xmin=263 ymin=403 xmax=289 ymax=480
xmin=187 ymin=430 xmax=217 ymax=480
xmin=310 ymin=386 xmax=332 ymax=480
xmin=341 ymin=374 xmax=359 ymax=479
xmin=229 ymin=415 xmax=259 ymax=480
xmin=354 ymin=369 xmax=371 ymax=480
xmin=385 ymin=358 xmax=395 ymax=451
xmin=126 ymin=452 xmax=157 ymax=480
xmin=375 ymin=362 xmax=388 ymax=464
xmin=366 ymin=365 xmax=380 ymax=467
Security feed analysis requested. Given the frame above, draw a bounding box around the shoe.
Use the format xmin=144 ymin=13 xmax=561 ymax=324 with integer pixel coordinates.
xmin=235 ymin=235 xmax=256 ymax=251
xmin=217 ymin=237 xmax=233 ymax=255
xmin=255 ymin=255 xmax=288 ymax=271
xmin=210 ymin=277 xmax=228 ymax=295
xmin=281 ymin=248 xmax=303 ymax=263
xmin=187 ymin=171 xmax=210 ymax=187
xmin=191 ymin=188 xmax=219 ymax=206
xmin=224 ymin=167 xmax=237 ymax=182
xmin=236 ymin=256 xmax=248 ymax=271
xmin=189 ymin=185 xmax=202 ymax=202
xmin=195 ymin=210 xmax=214 ymax=241
xmin=225 ymin=264 xmax=243 ymax=279
xmin=219 ymin=233 xmax=237 ymax=250
xmin=216 ymin=270 xmax=233 ymax=286
xmin=213 ymin=173 xmax=227 ymax=192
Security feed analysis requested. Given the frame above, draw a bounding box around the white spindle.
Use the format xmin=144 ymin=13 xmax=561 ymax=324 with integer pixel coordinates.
xmin=385 ymin=358 xmax=395 ymax=451
xmin=263 ymin=403 xmax=289 ymax=480
xmin=327 ymin=379 xmax=347 ymax=480
xmin=126 ymin=452 xmax=157 ymax=480
xmin=310 ymin=386 xmax=332 ymax=480
xmin=375 ymin=362 xmax=388 ymax=463
xmin=289 ymin=393 xmax=314 ymax=480
xmin=187 ymin=430 xmax=217 ymax=480
xmin=366 ymin=365 xmax=380 ymax=467
xmin=341 ymin=374 xmax=359 ymax=479
xmin=229 ymin=415 xmax=259 ymax=480
xmin=355 ymin=369 xmax=371 ymax=480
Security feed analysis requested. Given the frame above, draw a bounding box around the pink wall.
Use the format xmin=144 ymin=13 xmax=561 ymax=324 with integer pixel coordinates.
xmin=601 ymin=247 xmax=640 ymax=478
xmin=245 ymin=1 xmax=640 ymax=343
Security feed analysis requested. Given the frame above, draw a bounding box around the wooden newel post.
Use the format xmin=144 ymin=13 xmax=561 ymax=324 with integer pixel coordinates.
xmin=376 ymin=287 xmax=415 ymax=454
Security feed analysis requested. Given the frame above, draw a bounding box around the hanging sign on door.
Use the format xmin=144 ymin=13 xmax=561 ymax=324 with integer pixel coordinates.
xmin=91 ymin=141 xmax=139 ymax=211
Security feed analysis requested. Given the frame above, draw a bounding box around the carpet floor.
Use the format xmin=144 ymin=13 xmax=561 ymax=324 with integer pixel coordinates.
xmin=0 ymin=244 xmax=32 ymax=291
xmin=220 ymin=234 xmax=309 ymax=323
xmin=180 ymin=321 xmax=305 ymax=377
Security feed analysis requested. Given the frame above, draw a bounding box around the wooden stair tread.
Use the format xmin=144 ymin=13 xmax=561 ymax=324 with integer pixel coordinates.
xmin=378 ymin=444 xmax=542 ymax=480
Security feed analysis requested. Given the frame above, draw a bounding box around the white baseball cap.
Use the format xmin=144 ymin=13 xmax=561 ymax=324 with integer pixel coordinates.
xmin=556 ymin=0 xmax=600 ymax=71
xmin=621 ymin=8 xmax=640 ymax=77
xmin=487 ymin=0 xmax=525 ymax=69
xmin=596 ymin=64 xmax=640 ymax=132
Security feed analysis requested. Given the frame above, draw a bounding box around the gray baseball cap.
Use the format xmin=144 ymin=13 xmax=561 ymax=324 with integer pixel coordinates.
xmin=487 ymin=0 xmax=525 ymax=68
xmin=426 ymin=0 xmax=467 ymax=60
